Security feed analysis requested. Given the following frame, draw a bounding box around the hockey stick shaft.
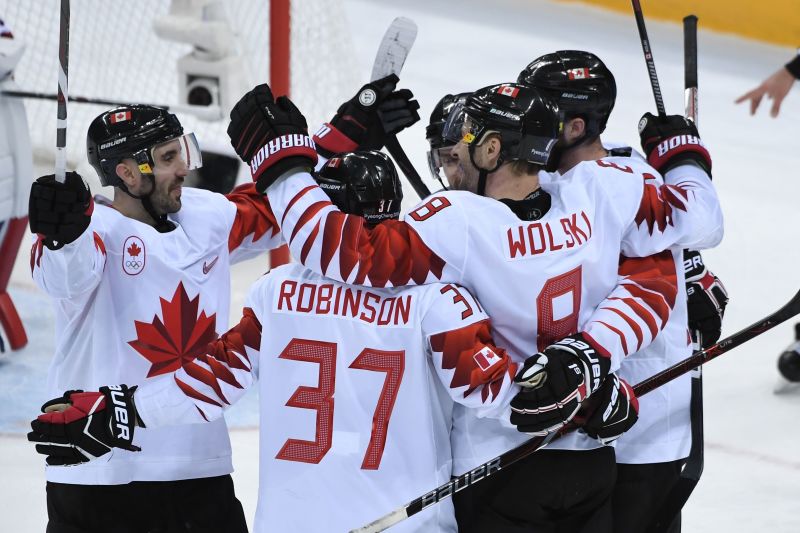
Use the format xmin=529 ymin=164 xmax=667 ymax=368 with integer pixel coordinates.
xmin=683 ymin=14 xmax=698 ymax=125
xmin=631 ymin=0 xmax=666 ymax=116
xmin=55 ymin=0 xmax=70 ymax=183
xmin=385 ymin=137 xmax=430 ymax=199
xmin=646 ymin=20 xmax=706 ymax=531
xmin=369 ymin=17 xmax=431 ymax=200
xmin=351 ymin=287 xmax=800 ymax=533
xmin=4 ymin=90 xmax=223 ymax=121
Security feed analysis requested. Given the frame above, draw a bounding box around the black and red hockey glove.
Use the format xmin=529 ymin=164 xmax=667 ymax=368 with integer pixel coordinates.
xmin=581 ymin=373 xmax=639 ymax=445
xmin=313 ymin=74 xmax=420 ymax=157
xmin=684 ymin=249 xmax=729 ymax=348
xmin=227 ymin=84 xmax=318 ymax=192
xmin=510 ymin=333 xmax=610 ymax=436
xmin=28 ymin=385 xmax=143 ymax=466
xmin=638 ymin=112 xmax=712 ymax=176
xmin=29 ymin=171 xmax=93 ymax=250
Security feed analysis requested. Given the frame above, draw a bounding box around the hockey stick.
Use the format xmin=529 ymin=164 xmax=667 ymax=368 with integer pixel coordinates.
xmin=647 ymin=16 xmax=702 ymax=533
xmin=55 ymin=0 xmax=70 ymax=183
xmin=4 ymin=90 xmax=222 ymax=121
xmin=369 ymin=17 xmax=431 ymax=200
xmin=350 ymin=287 xmax=800 ymax=533
xmin=630 ymin=0 xmax=666 ymax=116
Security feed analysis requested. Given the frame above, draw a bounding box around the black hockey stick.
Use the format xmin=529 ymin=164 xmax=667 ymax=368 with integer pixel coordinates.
xmin=385 ymin=137 xmax=430 ymax=199
xmin=4 ymin=90 xmax=222 ymax=120
xmin=647 ymin=16 xmax=701 ymax=533
xmin=350 ymin=287 xmax=800 ymax=533
xmin=55 ymin=0 xmax=70 ymax=183
xmin=630 ymin=0 xmax=667 ymax=116
xmin=369 ymin=17 xmax=431 ymax=200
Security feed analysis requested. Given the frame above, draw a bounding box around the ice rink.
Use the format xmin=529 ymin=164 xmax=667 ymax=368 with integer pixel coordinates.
xmin=2 ymin=0 xmax=800 ymax=531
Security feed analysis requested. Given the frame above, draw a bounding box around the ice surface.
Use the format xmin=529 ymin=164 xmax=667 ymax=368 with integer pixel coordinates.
xmin=2 ymin=0 xmax=800 ymax=530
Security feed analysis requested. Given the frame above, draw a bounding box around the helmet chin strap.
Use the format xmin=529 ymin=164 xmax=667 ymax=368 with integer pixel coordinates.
xmin=468 ymin=144 xmax=503 ymax=197
xmin=119 ymin=173 xmax=175 ymax=232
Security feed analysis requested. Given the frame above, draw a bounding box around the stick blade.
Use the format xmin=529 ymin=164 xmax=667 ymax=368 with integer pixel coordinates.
xmin=370 ymin=17 xmax=418 ymax=81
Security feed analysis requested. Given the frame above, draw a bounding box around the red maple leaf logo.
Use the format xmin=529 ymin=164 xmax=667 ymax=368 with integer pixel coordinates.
xmin=127 ymin=242 xmax=142 ymax=257
xmin=129 ymin=282 xmax=218 ymax=377
xmin=634 ymin=182 xmax=689 ymax=235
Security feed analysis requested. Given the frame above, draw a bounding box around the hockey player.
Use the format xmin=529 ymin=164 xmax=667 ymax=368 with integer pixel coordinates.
xmin=0 ymin=17 xmax=30 ymax=352
xmin=26 ymin=105 xmax=289 ymax=533
xmin=426 ymin=92 xmax=469 ymax=190
xmin=518 ymin=50 xmax=729 ymax=532
xmin=27 ymin=150 xmax=599 ymax=532
xmin=219 ymin=80 xmax=722 ymax=531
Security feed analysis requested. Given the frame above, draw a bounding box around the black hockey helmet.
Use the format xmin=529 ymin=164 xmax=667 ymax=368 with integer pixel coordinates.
xmin=442 ymin=83 xmax=563 ymax=169
xmin=87 ymin=105 xmax=198 ymax=188
xmin=778 ymin=324 xmax=800 ymax=382
xmin=315 ymin=150 xmax=403 ymax=225
xmin=518 ymin=50 xmax=616 ymax=139
xmin=426 ymin=92 xmax=470 ymax=150
xmin=427 ymin=92 xmax=470 ymax=185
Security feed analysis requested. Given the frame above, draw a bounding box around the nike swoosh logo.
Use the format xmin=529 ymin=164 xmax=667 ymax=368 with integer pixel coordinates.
xmin=202 ymin=256 xmax=219 ymax=275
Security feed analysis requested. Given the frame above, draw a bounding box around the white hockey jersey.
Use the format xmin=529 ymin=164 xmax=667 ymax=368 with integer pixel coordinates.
xmin=31 ymin=184 xmax=281 ymax=484
xmin=135 ymin=263 xmax=518 ymax=532
xmin=264 ymin=155 xmax=722 ymax=472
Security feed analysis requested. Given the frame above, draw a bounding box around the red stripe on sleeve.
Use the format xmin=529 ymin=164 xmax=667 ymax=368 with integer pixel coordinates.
xmin=227 ymin=183 xmax=279 ymax=252
xmin=175 ymin=376 xmax=223 ymax=408
xmin=281 ymin=185 xmax=317 ymax=227
xmin=597 ymin=321 xmax=629 ymax=354
xmin=601 ymin=306 xmax=644 ymax=351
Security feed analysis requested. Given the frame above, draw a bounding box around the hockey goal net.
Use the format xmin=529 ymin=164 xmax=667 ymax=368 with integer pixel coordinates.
xmin=0 ymin=0 xmax=359 ymax=191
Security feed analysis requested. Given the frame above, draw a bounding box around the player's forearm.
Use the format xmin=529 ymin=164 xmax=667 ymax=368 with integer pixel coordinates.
xmin=662 ymin=162 xmax=724 ymax=249
xmin=226 ymin=182 xmax=285 ymax=263
xmin=582 ymin=251 xmax=678 ymax=371
xmin=31 ymin=227 xmax=105 ymax=299
xmin=135 ymin=308 xmax=262 ymax=428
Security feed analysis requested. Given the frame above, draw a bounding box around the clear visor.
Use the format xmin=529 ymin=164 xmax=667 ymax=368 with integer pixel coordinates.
xmin=441 ymin=103 xmax=487 ymax=146
xmin=427 ymin=145 xmax=459 ymax=185
xmin=135 ymin=132 xmax=203 ymax=175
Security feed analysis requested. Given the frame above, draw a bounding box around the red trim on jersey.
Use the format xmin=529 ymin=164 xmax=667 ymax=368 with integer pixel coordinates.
xmin=430 ymin=319 xmax=515 ymax=402
xmin=635 ymin=183 xmax=689 ymax=235
xmin=596 ymin=321 xmax=628 ymax=354
xmin=30 ymin=234 xmax=45 ymax=272
xmin=602 ymin=307 xmax=644 ymax=351
xmin=581 ymin=330 xmax=611 ymax=359
xmin=227 ymin=183 xmax=279 ymax=252
xmin=175 ymin=376 xmax=224 ymax=408
xmin=619 ymin=251 xmax=678 ymax=311
xmin=182 ymin=360 xmax=233 ymax=405
xmin=301 ymin=221 xmax=321 ymax=264
xmin=320 ymin=213 xmax=345 ymax=275
xmin=610 ymin=297 xmax=659 ymax=338
xmin=282 ymin=185 xmax=317 ymax=227
xmin=92 ymin=232 xmax=106 ymax=256
xmin=290 ymin=201 xmax=331 ymax=243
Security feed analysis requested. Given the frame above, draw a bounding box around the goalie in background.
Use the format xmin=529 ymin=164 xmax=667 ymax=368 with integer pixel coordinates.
xmin=0 ymin=16 xmax=30 ymax=354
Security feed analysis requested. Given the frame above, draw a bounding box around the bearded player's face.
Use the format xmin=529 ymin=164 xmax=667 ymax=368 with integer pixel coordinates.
xmin=147 ymin=139 xmax=188 ymax=215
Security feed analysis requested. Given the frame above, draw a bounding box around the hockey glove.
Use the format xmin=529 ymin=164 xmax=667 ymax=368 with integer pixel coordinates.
xmin=27 ymin=385 xmax=142 ymax=466
xmin=510 ymin=333 xmax=610 ymax=436
xmin=313 ymin=74 xmax=420 ymax=157
xmin=227 ymin=84 xmax=318 ymax=192
xmin=581 ymin=374 xmax=639 ymax=445
xmin=684 ymin=249 xmax=729 ymax=348
xmin=638 ymin=112 xmax=712 ymax=176
xmin=29 ymin=171 xmax=93 ymax=250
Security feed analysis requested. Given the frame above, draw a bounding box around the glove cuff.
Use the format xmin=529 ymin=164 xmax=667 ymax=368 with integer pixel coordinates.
xmin=313 ymin=122 xmax=359 ymax=158
xmin=647 ymin=134 xmax=712 ymax=175
xmin=248 ymin=133 xmax=318 ymax=190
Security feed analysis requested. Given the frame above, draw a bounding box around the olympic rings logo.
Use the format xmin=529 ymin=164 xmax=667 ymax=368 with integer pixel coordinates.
xmin=125 ymin=260 xmax=143 ymax=268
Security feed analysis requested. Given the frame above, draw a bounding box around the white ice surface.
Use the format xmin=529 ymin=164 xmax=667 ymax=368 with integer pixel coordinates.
xmin=2 ymin=0 xmax=800 ymax=531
